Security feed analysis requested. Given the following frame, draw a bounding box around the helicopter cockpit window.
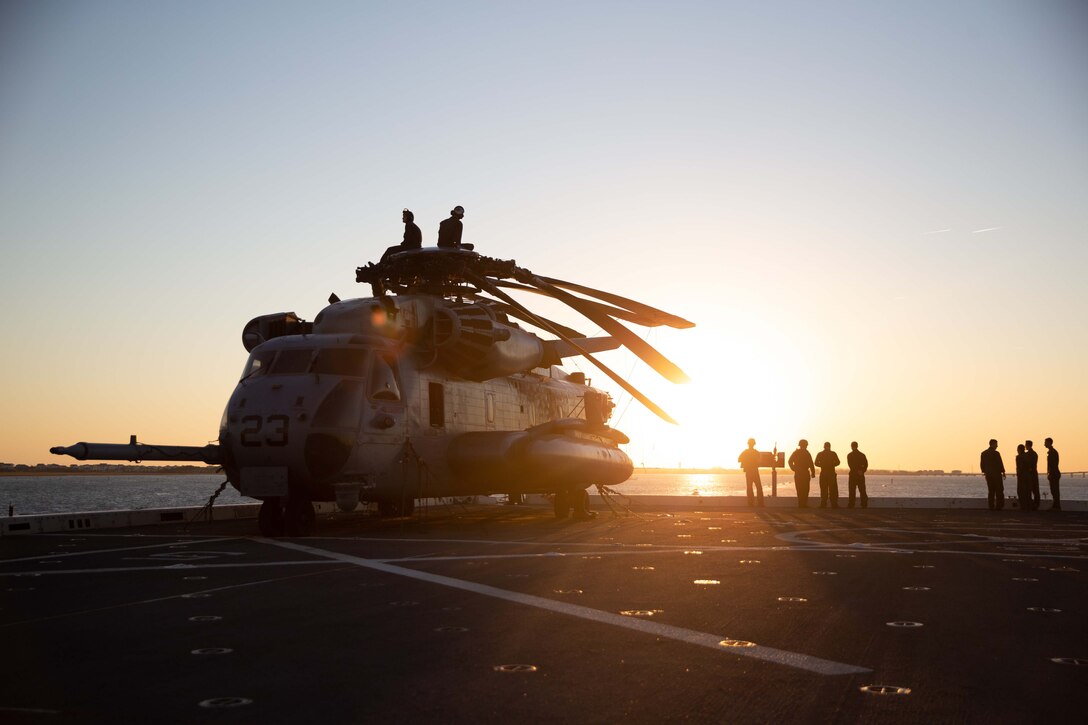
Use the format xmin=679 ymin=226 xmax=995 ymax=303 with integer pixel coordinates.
xmin=311 ymin=348 xmax=367 ymax=377
xmin=268 ymin=348 xmax=314 ymax=375
xmin=367 ymin=355 xmax=401 ymax=401
xmin=240 ymin=349 xmax=275 ymax=380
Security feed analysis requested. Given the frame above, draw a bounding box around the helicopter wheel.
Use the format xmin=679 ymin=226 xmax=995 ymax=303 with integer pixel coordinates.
xmin=571 ymin=488 xmax=597 ymax=520
xmin=552 ymin=489 xmax=569 ymax=519
xmin=284 ymin=494 xmax=316 ymax=537
xmin=258 ymin=498 xmax=286 ymax=537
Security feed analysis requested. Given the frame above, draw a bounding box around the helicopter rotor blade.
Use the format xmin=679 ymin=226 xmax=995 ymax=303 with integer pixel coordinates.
xmin=538 ymin=276 xmax=695 ymax=329
xmin=465 ymin=271 xmax=679 ymax=425
xmin=461 ymin=290 xmax=587 ymax=339
xmin=519 ymin=274 xmax=691 ymax=384
xmin=494 ymin=280 xmax=669 ymax=328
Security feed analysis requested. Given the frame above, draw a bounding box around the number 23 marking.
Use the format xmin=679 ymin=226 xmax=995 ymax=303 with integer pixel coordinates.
xmin=240 ymin=414 xmax=289 ymax=447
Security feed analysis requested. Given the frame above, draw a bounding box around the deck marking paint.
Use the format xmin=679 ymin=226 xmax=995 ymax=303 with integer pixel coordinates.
xmin=0 ymin=566 xmax=351 ymax=629
xmin=262 ymin=538 xmax=870 ymax=677
xmin=0 ymin=538 xmax=237 ymax=565
xmin=308 ymin=535 xmax=655 ymax=548
xmin=0 ymin=560 xmax=341 ymax=578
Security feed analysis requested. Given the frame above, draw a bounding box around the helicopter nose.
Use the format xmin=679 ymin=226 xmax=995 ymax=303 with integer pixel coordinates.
xmin=303 ymin=380 xmax=363 ymax=479
xmin=304 ymin=432 xmax=353 ymax=479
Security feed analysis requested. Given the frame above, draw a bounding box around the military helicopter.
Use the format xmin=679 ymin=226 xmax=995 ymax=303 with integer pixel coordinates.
xmin=51 ymin=246 xmax=693 ymax=535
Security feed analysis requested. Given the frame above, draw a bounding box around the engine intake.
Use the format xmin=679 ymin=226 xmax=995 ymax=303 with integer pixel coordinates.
xmin=433 ymin=303 xmax=545 ymax=380
xmin=242 ymin=312 xmax=312 ymax=351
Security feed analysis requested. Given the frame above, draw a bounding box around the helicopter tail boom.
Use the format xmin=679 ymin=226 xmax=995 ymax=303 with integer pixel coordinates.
xmin=50 ymin=440 xmax=222 ymax=465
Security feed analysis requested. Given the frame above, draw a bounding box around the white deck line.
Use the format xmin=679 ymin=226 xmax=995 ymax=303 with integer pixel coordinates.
xmin=3 ymin=497 xmax=1085 ymax=536
xmin=262 ymin=538 xmax=871 ymax=677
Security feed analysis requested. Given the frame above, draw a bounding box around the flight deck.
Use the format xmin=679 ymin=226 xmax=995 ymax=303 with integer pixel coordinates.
xmin=2 ymin=504 xmax=1085 ymax=723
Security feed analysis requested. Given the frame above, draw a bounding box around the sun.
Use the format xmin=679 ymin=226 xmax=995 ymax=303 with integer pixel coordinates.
xmin=601 ymin=326 xmax=811 ymax=468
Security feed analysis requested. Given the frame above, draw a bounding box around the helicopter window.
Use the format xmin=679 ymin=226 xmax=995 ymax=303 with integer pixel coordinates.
xmin=368 ymin=356 xmax=401 ymax=401
xmin=240 ymin=349 xmax=275 ymax=380
xmin=312 ymin=348 xmax=367 ymax=377
xmin=429 ymin=382 xmax=444 ymax=427
xmin=268 ymin=348 xmax=314 ymax=375
xmin=312 ymin=380 xmax=365 ymax=427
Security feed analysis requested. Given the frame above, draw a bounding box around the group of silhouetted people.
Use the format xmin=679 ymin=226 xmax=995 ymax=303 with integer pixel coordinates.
xmin=738 ymin=438 xmax=869 ymax=509
xmin=380 ymin=205 xmax=472 ymax=261
xmin=980 ymin=438 xmax=1062 ymax=511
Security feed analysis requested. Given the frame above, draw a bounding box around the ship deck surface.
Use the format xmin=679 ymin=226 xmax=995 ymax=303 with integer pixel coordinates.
xmin=2 ymin=504 xmax=1085 ymax=723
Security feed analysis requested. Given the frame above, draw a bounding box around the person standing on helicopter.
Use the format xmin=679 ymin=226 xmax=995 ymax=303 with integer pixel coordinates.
xmin=438 ymin=205 xmax=473 ymax=250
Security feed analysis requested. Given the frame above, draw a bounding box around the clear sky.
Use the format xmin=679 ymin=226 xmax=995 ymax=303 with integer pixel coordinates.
xmin=2 ymin=1 xmax=1086 ymax=471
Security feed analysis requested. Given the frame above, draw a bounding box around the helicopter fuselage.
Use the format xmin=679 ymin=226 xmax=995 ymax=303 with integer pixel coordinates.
xmin=51 ymin=248 xmax=692 ymax=535
xmin=219 ymin=293 xmax=632 ymax=518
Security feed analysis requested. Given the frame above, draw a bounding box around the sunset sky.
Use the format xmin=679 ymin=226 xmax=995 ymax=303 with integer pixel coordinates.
xmin=2 ymin=1 xmax=1085 ymax=472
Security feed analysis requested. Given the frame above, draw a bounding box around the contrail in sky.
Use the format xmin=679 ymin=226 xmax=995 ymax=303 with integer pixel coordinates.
xmin=925 ymin=229 xmax=951 ymax=234
xmin=971 ymin=227 xmax=1002 ymax=234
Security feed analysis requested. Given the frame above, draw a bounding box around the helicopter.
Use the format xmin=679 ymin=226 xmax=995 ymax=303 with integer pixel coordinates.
xmin=51 ymin=246 xmax=694 ymax=536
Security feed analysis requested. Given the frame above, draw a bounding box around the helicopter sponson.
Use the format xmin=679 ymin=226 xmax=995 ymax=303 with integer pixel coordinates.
xmin=52 ymin=248 xmax=693 ymax=535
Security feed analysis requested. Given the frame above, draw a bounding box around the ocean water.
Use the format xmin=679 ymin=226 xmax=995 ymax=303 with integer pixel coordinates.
xmin=0 ymin=475 xmax=248 ymax=516
xmin=1 ymin=472 xmax=1083 ymax=515
xmin=618 ymin=472 xmax=1084 ymax=502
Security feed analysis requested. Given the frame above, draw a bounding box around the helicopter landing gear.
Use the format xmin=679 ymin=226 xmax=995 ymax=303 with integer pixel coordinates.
xmin=377 ymin=497 xmax=415 ymax=518
xmin=284 ymin=494 xmax=316 ymax=536
xmin=258 ymin=498 xmax=285 ymax=537
xmin=571 ymin=487 xmax=597 ymax=520
xmin=553 ymin=487 xmax=597 ymax=520
xmin=552 ymin=489 xmax=569 ymax=519
xmin=257 ymin=493 xmax=315 ymax=537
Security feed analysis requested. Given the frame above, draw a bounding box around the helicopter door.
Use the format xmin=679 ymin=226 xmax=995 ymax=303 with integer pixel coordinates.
xmin=363 ymin=354 xmax=413 ymax=507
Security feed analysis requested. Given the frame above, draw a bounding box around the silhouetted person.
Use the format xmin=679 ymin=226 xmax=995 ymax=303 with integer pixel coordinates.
xmin=814 ymin=442 xmax=840 ymax=508
xmin=847 ymin=441 xmax=868 ymax=509
xmin=1014 ymin=444 xmax=1031 ymax=511
xmin=1024 ymin=440 xmax=1040 ymax=510
xmin=380 ymin=208 xmax=423 ymax=261
xmin=980 ymin=439 xmax=1005 ymax=510
xmin=738 ymin=438 xmax=764 ymax=507
xmin=788 ymin=439 xmax=816 ymax=508
xmin=437 ymin=205 xmax=472 ymax=249
xmin=1044 ymin=437 xmax=1061 ymax=510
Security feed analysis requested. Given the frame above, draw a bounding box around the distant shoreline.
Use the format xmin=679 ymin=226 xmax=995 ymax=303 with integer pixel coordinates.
xmin=0 ymin=467 xmax=219 ymax=477
xmin=1 ymin=466 xmax=977 ymax=477
xmin=634 ymin=468 xmax=976 ymax=476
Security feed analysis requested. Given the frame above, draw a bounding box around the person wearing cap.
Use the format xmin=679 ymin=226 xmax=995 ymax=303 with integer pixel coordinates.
xmin=788 ymin=439 xmax=816 ymax=508
xmin=437 ymin=205 xmax=467 ymax=249
xmin=380 ymin=208 xmax=423 ymax=261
